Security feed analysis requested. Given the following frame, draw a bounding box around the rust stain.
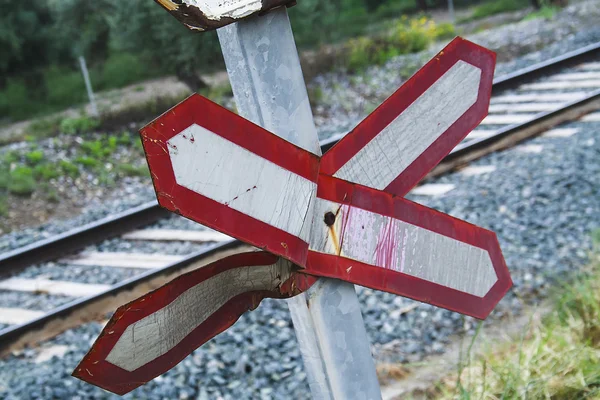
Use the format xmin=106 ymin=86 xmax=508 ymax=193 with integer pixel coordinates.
xmin=281 ymin=242 xmax=288 ymax=249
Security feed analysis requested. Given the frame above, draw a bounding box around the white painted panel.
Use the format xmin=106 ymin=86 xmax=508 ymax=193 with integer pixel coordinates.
xmin=520 ymin=80 xmax=600 ymax=90
xmin=0 ymin=307 xmax=45 ymax=325
xmin=123 ymin=229 xmax=231 ymax=243
xmin=308 ymin=199 xmax=497 ymax=297
xmin=0 ymin=278 xmax=110 ymax=297
xmin=411 ymin=183 xmax=455 ymax=196
xmin=542 ymin=128 xmax=579 ymax=138
xmin=549 ymin=72 xmax=600 ymax=81
xmin=480 ymin=114 xmax=535 ymax=125
xmin=63 ymin=252 xmax=184 ymax=269
xmin=182 ymin=0 xmax=261 ymax=20
xmin=517 ymin=144 xmax=544 ymax=154
xmin=333 ymin=61 xmax=481 ymax=190
xmin=581 ymin=112 xmax=600 ymax=122
xmin=492 ymin=92 xmax=587 ymax=103
xmin=105 ymin=260 xmax=293 ymax=371
xmin=460 ymin=165 xmax=496 ymax=176
xmin=169 ymin=124 xmax=316 ymax=242
xmin=488 ymin=102 xmax=562 ymax=113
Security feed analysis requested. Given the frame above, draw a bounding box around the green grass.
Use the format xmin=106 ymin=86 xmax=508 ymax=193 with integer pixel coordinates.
xmin=6 ymin=166 xmax=36 ymax=196
xmin=116 ymin=163 xmax=149 ymax=178
xmin=434 ymin=231 xmax=600 ymax=399
xmin=0 ymin=53 xmax=164 ymax=124
xmin=25 ymin=150 xmax=44 ymax=165
xmin=345 ymin=17 xmax=455 ymax=72
xmin=523 ymin=6 xmax=559 ymax=21
xmin=460 ymin=0 xmax=529 ymax=23
xmin=59 ymin=116 xmax=100 ymax=135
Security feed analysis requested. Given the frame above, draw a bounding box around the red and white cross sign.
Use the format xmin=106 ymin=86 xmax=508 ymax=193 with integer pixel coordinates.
xmin=74 ymin=38 xmax=512 ymax=394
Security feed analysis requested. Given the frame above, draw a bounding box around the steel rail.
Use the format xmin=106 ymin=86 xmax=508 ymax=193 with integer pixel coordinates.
xmin=492 ymin=42 xmax=600 ymax=94
xmin=2 ymin=43 xmax=600 ymax=353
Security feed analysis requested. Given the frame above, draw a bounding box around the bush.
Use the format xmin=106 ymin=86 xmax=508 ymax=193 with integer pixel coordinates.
xmin=389 ymin=18 xmax=433 ymax=54
xmin=98 ymin=53 xmax=157 ymax=90
xmin=345 ymin=17 xmax=455 ymax=72
xmin=347 ymin=37 xmax=379 ymax=71
xmin=44 ymin=66 xmax=88 ymax=109
xmin=25 ymin=150 xmax=44 ymax=165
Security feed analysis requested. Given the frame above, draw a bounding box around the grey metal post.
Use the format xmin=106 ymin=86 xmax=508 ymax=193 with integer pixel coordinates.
xmin=78 ymin=56 xmax=98 ymax=117
xmin=217 ymin=8 xmax=381 ymax=400
xmin=448 ymin=0 xmax=455 ymax=22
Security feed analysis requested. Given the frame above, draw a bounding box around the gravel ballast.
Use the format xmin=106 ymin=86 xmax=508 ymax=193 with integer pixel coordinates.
xmin=0 ymin=115 xmax=598 ymax=399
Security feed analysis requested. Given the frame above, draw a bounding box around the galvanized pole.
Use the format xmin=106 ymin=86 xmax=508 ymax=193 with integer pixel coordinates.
xmin=78 ymin=56 xmax=98 ymax=117
xmin=217 ymin=8 xmax=381 ymax=400
xmin=448 ymin=0 xmax=455 ymax=22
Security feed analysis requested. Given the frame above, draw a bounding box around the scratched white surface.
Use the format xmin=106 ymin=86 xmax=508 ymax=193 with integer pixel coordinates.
xmin=308 ymin=199 xmax=498 ymax=297
xmin=183 ymin=0 xmax=261 ymax=20
xmin=333 ymin=60 xmax=481 ymax=190
xmin=105 ymin=260 xmax=294 ymax=371
xmin=169 ymin=124 xmax=316 ymax=242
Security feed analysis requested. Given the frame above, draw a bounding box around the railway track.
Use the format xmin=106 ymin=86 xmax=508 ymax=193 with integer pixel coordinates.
xmin=2 ymin=42 xmax=600 ymax=356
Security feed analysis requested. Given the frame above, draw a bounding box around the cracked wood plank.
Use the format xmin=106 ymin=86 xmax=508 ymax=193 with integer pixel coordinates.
xmin=140 ymin=94 xmax=320 ymax=267
xmin=154 ymin=0 xmax=294 ymax=31
xmin=320 ymin=38 xmax=495 ymax=197
xmin=306 ymin=176 xmax=512 ymax=319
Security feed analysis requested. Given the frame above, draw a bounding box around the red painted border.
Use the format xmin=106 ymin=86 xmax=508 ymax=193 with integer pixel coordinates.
xmin=140 ymin=94 xmax=321 ymax=266
xmin=320 ymin=37 xmax=496 ymax=197
xmin=309 ymin=175 xmax=512 ymax=319
xmin=143 ymin=93 xmax=320 ymax=182
xmin=73 ymin=251 xmax=315 ymax=395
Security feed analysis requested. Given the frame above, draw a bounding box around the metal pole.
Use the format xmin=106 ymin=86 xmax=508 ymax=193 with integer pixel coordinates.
xmin=78 ymin=56 xmax=98 ymax=117
xmin=448 ymin=0 xmax=455 ymax=23
xmin=217 ymin=8 xmax=381 ymax=400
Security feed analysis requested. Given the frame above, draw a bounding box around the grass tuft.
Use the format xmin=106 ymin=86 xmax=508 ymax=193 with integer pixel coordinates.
xmin=434 ymin=230 xmax=600 ymax=398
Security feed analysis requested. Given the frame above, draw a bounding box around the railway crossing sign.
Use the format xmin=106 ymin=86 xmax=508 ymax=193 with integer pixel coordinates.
xmin=74 ymin=37 xmax=512 ymax=395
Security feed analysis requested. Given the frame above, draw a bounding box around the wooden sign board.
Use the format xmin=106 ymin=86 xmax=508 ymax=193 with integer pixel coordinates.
xmin=155 ymin=0 xmax=294 ymax=31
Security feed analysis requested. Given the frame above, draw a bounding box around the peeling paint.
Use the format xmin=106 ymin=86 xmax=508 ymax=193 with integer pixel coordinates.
xmin=153 ymin=0 xmax=294 ymax=31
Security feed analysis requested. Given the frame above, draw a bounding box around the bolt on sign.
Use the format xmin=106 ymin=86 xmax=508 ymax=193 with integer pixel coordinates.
xmin=154 ymin=0 xmax=296 ymax=30
xmin=73 ymin=36 xmax=512 ymax=394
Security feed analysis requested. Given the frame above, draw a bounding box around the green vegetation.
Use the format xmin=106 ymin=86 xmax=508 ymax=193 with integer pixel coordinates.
xmin=469 ymin=0 xmax=529 ymax=20
xmin=0 ymin=129 xmax=148 ymax=216
xmin=1 ymin=0 xmax=478 ymax=124
xmin=435 ymin=232 xmax=600 ymax=399
xmin=523 ymin=5 xmax=559 ymax=21
xmin=59 ymin=116 xmax=100 ymax=135
xmin=5 ymin=166 xmax=36 ymax=196
xmin=346 ymin=17 xmax=455 ymax=71
xmin=25 ymin=150 xmax=44 ymax=165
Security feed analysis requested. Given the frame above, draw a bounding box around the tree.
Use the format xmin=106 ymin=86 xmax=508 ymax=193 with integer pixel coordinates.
xmin=109 ymin=0 xmax=222 ymax=91
xmin=48 ymin=0 xmax=114 ymax=64
xmin=0 ymin=0 xmax=54 ymax=88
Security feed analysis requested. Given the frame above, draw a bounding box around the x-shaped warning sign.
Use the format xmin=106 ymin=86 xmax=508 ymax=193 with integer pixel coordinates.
xmin=74 ymin=38 xmax=512 ymax=395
